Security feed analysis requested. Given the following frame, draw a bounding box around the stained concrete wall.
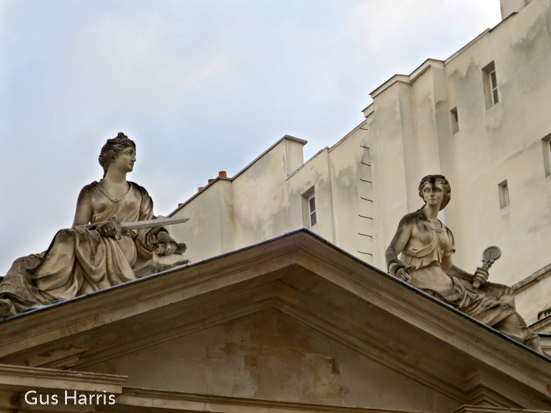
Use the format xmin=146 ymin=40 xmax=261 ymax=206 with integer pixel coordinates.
xmin=501 ymin=0 xmax=530 ymax=19
xmin=85 ymin=309 xmax=458 ymax=412
xmin=328 ymin=127 xmax=373 ymax=258
xmin=170 ymin=128 xmax=372 ymax=265
xmin=368 ymin=0 xmax=551 ymax=323
xmin=169 ymin=179 xmax=234 ymax=261
xmin=170 ymin=0 xmax=551 ymax=323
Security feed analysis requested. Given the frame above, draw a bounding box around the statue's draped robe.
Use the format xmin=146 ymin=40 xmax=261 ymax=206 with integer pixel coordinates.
xmin=389 ymin=217 xmax=540 ymax=350
xmin=0 ymin=181 xmax=186 ymax=315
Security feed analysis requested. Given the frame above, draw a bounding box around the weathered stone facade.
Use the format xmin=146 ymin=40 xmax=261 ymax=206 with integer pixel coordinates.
xmin=1 ymin=1 xmax=551 ymax=412
xmin=1 ymin=231 xmax=550 ymax=412
xmin=170 ymin=0 xmax=551 ymax=330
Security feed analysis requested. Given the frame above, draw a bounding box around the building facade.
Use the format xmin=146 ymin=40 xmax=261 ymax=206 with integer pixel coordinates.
xmin=1 ymin=1 xmax=551 ymax=412
xmin=170 ymin=0 xmax=551 ymax=329
xmin=2 ymin=231 xmax=550 ymax=411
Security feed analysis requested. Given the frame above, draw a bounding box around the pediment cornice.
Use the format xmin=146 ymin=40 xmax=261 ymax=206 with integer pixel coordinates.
xmin=0 ymin=230 xmax=549 ymax=408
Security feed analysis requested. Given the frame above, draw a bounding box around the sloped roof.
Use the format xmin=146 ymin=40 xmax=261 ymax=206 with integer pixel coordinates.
xmin=0 ymin=229 xmax=549 ymax=410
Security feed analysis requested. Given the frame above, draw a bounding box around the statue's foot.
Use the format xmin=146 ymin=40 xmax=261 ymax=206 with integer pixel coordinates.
xmin=0 ymin=299 xmax=17 ymax=319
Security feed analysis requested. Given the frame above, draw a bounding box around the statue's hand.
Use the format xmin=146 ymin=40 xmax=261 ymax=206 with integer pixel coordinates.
xmin=96 ymin=217 xmax=121 ymax=240
xmin=153 ymin=232 xmax=178 ymax=256
xmin=472 ymin=267 xmax=489 ymax=289
xmin=395 ymin=267 xmax=412 ymax=283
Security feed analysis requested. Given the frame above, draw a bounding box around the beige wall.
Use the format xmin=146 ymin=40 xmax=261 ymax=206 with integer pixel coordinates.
xmin=501 ymin=0 xmax=532 ymax=19
xmin=169 ymin=179 xmax=234 ymax=261
xmin=170 ymin=129 xmax=372 ymax=265
xmin=169 ymin=0 xmax=551 ymax=324
xmin=368 ymin=0 xmax=551 ymax=323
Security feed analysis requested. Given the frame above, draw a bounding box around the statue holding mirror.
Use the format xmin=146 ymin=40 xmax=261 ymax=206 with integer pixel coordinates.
xmin=386 ymin=174 xmax=542 ymax=353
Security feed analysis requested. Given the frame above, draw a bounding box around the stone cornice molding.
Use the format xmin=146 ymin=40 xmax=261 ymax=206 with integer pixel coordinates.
xmin=0 ymin=363 xmax=126 ymax=393
xmin=117 ymin=386 xmax=425 ymax=413
xmin=0 ymin=230 xmax=549 ymax=408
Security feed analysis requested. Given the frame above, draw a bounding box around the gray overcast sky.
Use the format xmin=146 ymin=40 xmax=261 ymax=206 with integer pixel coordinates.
xmin=0 ymin=0 xmax=501 ymax=275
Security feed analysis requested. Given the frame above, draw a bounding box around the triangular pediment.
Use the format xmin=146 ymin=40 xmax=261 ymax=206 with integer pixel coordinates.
xmin=0 ymin=230 xmax=550 ymax=411
xmin=82 ymin=308 xmax=463 ymax=412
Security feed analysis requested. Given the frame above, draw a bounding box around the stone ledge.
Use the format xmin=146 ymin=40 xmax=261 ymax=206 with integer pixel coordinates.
xmin=111 ymin=387 xmax=425 ymax=413
xmin=512 ymin=263 xmax=551 ymax=293
xmin=0 ymin=363 xmax=126 ymax=393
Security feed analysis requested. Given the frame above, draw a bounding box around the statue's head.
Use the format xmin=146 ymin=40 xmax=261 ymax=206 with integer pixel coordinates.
xmin=98 ymin=132 xmax=136 ymax=177
xmin=418 ymin=174 xmax=451 ymax=210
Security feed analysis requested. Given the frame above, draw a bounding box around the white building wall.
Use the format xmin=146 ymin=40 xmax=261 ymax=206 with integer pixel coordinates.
xmin=170 ymin=129 xmax=371 ymax=265
xmin=170 ymin=0 xmax=551 ymax=324
xmin=368 ymin=0 xmax=551 ymax=323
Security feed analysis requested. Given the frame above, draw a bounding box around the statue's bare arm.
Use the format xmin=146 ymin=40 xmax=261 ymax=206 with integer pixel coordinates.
xmin=72 ymin=187 xmax=120 ymax=239
xmin=442 ymin=255 xmax=488 ymax=285
xmin=385 ymin=215 xmax=414 ymax=282
xmin=72 ymin=187 xmax=93 ymax=226
xmin=442 ymin=256 xmax=472 ymax=281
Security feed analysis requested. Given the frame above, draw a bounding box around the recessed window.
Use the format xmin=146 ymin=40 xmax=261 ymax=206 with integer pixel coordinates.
xmin=308 ymin=195 xmax=317 ymax=227
xmin=498 ymin=180 xmax=510 ymax=209
xmin=483 ymin=62 xmax=499 ymax=109
xmin=450 ymin=107 xmax=459 ymax=134
xmin=490 ymin=70 xmax=499 ymax=105
xmin=542 ymin=134 xmax=551 ymax=177
xmin=301 ymin=186 xmax=317 ymax=228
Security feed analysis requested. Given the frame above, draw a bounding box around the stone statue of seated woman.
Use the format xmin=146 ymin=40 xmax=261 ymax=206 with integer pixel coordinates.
xmin=386 ymin=174 xmax=542 ymax=353
xmin=0 ymin=133 xmax=189 ymax=319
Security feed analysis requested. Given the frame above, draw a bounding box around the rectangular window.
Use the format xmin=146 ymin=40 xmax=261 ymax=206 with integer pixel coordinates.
xmin=482 ymin=62 xmax=498 ymax=109
xmin=308 ymin=194 xmax=317 ymax=227
xmin=490 ymin=70 xmax=499 ymax=105
xmin=450 ymin=107 xmax=459 ymax=135
xmin=542 ymin=134 xmax=551 ymax=177
xmin=498 ymin=180 xmax=510 ymax=209
xmin=301 ymin=186 xmax=317 ymax=228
